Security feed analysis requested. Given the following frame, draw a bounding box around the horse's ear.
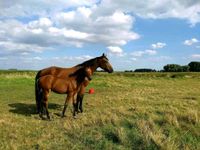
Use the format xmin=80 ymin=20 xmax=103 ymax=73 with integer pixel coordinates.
xmin=102 ymin=53 xmax=106 ymax=57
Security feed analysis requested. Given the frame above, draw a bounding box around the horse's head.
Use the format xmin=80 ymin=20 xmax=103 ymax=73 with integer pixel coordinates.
xmin=97 ymin=53 xmax=114 ymax=73
xmin=84 ymin=67 xmax=92 ymax=81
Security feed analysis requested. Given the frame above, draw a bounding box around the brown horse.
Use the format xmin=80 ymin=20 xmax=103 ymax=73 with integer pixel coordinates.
xmin=37 ymin=66 xmax=92 ymax=119
xmin=35 ymin=53 xmax=113 ymax=114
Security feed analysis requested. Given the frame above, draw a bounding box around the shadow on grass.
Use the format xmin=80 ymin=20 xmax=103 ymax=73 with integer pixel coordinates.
xmin=8 ymin=102 xmax=61 ymax=116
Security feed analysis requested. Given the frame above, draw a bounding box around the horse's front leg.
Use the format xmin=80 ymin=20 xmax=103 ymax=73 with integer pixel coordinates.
xmin=78 ymin=94 xmax=84 ymax=113
xmin=77 ymin=85 xmax=86 ymax=113
xmin=43 ymin=90 xmax=50 ymax=120
xmin=62 ymin=93 xmax=72 ymax=118
xmin=73 ymin=93 xmax=78 ymax=118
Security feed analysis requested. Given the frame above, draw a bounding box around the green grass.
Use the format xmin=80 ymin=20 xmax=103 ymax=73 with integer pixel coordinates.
xmin=0 ymin=71 xmax=199 ymax=149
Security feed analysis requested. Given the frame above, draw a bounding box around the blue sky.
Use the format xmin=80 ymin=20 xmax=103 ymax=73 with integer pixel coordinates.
xmin=0 ymin=0 xmax=200 ymax=71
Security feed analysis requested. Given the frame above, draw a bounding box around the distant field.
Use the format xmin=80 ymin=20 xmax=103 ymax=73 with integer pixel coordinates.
xmin=0 ymin=71 xmax=199 ymax=150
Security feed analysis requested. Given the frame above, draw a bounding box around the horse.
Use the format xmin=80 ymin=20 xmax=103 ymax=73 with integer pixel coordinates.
xmin=35 ymin=53 xmax=113 ymax=114
xmin=37 ymin=66 xmax=92 ymax=120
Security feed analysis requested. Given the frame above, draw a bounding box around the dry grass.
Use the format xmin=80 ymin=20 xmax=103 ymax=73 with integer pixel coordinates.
xmin=0 ymin=71 xmax=199 ymax=149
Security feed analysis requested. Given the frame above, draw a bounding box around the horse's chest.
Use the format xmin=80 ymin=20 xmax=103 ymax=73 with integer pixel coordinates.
xmin=67 ymin=82 xmax=77 ymax=92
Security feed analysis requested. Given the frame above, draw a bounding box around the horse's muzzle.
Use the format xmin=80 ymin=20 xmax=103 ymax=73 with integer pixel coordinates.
xmin=108 ymin=68 xmax=114 ymax=73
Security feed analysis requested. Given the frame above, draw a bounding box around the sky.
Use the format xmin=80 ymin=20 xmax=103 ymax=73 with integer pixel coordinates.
xmin=0 ymin=0 xmax=200 ymax=71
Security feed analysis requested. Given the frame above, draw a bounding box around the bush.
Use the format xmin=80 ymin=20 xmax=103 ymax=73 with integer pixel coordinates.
xmin=163 ymin=64 xmax=189 ymax=72
xmin=188 ymin=62 xmax=200 ymax=72
xmin=134 ymin=69 xmax=156 ymax=72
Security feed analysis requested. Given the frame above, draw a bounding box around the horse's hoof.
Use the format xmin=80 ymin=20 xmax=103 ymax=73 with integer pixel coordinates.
xmin=61 ymin=115 xmax=66 ymax=118
xmin=39 ymin=114 xmax=45 ymax=120
xmin=73 ymin=116 xmax=78 ymax=119
xmin=47 ymin=116 xmax=51 ymax=121
xmin=76 ymin=110 xmax=80 ymax=114
xmin=41 ymin=117 xmax=47 ymax=120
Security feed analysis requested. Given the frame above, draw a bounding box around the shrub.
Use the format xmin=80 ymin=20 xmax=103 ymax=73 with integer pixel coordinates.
xmin=134 ymin=69 xmax=156 ymax=72
xmin=163 ymin=64 xmax=189 ymax=72
xmin=188 ymin=61 xmax=200 ymax=72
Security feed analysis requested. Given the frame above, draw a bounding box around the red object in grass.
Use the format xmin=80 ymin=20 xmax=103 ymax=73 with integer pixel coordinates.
xmin=89 ymin=88 xmax=95 ymax=94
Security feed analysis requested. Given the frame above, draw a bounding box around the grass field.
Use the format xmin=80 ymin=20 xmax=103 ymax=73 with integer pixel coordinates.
xmin=0 ymin=71 xmax=199 ymax=150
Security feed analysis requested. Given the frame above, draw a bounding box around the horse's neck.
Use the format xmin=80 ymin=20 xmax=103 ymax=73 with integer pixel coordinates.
xmin=90 ymin=62 xmax=99 ymax=74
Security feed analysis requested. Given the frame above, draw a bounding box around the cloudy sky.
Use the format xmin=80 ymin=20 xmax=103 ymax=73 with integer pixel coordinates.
xmin=0 ymin=0 xmax=200 ymax=70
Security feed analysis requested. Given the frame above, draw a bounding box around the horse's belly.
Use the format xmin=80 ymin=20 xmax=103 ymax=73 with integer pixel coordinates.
xmin=52 ymin=83 xmax=67 ymax=94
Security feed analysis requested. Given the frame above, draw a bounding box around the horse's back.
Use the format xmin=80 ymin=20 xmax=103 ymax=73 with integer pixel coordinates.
xmin=37 ymin=66 xmax=77 ymax=79
xmin=41 ymin=75 xmax=76 ymax=94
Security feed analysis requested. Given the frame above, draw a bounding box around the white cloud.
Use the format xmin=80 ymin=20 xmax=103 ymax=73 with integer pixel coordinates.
xmin=1 ymin=0 xmax=200 ymax=70
xmin=148 ymin=56 xmax=172 ymax=62
xmin=131 ymin=57 xmax=137 ymax=61
xmin=131 ymin=51 xmax=144 ymax=57
xmin=64 ymin=55 xmax=93 ymax=61
xmin=28 ymin=18 xmax=52 ymax=29
xmin=0 ymin=41 xmax=46 ymax=53
xmin=145 ymin=49 xmax=157 ymax=55
xmin=0 ymin=7 xmax=140 ymax=56
xmin=191 ymin=54 xmax=200 ymax=59
xmin=107 ymin=46 xmax=125 ymax=56
xmin=77 ymin=7 xmax=92 ymax=18
xmin=95 ymin=0 xmax=200 ymax=26
xmin=54 ymin=9 xmax=140 ymax=46
xmin=0 ymin=57 xmax=8 ymax=61
xmin=131 ymin=49 xmax=157 ymax=57
xmin=2 ymin=0 xmax=200 ymax=27
xmin=33 ymin=56 xmax=42 ymax=60
xmin=151 ymin=42 xmax=166 ymax=49
xmin=184 ymin=38 xmax=199 ymax=46
xmin=0 ymin=0 xmax=98 ymax=18
xmin=0 ymin=54 xmax=95 ymax=70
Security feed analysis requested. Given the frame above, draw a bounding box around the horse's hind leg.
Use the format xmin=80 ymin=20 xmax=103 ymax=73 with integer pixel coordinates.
xmin=72 ymin=93 xmax=78 ymax=118
xmin=73 ymin=102 xmax=77 ymax=118
xmin=62 ymin=93 xmax=72 ymax=118
xmin=42 ymin=90 xmax=50 ymax=120
xmin=39 ymin=90 xmax=45 ymax=119
xmin=38 ymin=89 xmax=44 ymax=114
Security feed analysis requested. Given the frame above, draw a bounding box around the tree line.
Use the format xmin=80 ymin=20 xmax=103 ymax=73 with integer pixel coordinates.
xmin=125 ymin=61 xmax=200 ymax=72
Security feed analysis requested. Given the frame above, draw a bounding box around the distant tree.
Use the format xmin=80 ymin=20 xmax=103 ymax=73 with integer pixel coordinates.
xmin=163 ymin=64 xmax=190 ymax=72
xmin=188 ymin=61 xmax=200 ymax=72
xmin=124 ymin=70 xmax=133 ymax=72
xmin=163 ymin=64 xmax=182 ymax=72
xmin=181 ymin=65 xmax=190 ymax=72
xmin=134 ymin=68 xmax=156 ymax=72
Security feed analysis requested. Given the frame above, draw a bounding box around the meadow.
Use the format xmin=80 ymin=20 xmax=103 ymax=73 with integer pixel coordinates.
xmin=0 ymin=71 xmax=199 ymax=150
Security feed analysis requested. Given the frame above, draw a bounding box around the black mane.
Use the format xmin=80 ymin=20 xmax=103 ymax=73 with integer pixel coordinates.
xmin=76 ymin=57 xmax=98 ymax=67
xmin=69 ymin=66 xmax=91 ymax=83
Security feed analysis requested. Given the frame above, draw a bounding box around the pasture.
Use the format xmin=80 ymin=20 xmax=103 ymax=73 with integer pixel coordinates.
xmin=0 ymin=71 xmax=199 ymax=150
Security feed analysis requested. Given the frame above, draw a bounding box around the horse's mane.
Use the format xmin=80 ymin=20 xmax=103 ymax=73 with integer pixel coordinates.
xmin=75 ymin=54 xmax=108 ymax=67
xmin=69 ymin=66 xmax=91 ymax=82
xmin=76 ymin=57 xmax=98 ymax=67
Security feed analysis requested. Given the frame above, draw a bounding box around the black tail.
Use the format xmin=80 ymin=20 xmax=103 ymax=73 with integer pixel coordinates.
xmin=35 ymin=71 xmax=41 ymax=114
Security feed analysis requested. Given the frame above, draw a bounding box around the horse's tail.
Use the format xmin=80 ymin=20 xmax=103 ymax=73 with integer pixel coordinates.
xmin=35 ymin=70 xmax=41 ymax=113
